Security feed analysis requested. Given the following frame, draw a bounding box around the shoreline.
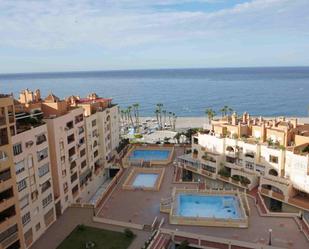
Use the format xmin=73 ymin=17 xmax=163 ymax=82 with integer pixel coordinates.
xmin=140 ymin=116 xmax=309 ymax=129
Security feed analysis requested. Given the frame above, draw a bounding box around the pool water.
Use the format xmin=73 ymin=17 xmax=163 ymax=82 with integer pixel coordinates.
xmin=132 ymin=173 xmax=158 ymax=187
xmin=129 ymin=149 xmax=170 ymax=161
xmin=177 ymin=194 xmax=241 ymax=219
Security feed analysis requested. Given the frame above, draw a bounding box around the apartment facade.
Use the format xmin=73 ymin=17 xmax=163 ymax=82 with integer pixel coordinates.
xmin=44 ymin=106 xmax=87 ymax=215
xmin=67 ymin=93 xmax=120 ymax=202
xmin=0 ymin=95 xmax=25 ymax=249
xmin=179 ymin=113 xmax=309 ymax=212
xmin=12 ymin=124 xmax=55 ymax=248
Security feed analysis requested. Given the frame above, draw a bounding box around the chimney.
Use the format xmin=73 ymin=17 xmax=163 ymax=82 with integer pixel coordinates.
xmin=291 ymin=119 xmax=298 ymax=128
xmin=242 ymin=112 xmax=247 ymax=123
xmin=232 ymin=112 xmax=237 ymax=125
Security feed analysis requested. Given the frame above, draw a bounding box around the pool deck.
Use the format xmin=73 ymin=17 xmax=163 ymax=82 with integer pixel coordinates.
xmin=98 ymin=146 xmax=309 ymax=249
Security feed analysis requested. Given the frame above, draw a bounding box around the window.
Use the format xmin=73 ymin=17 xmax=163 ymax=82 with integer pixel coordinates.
xmin=75 ymin=114 xmax=83 ymax=124
xmin=0 ymin=224 xmax=18 ymax=243
xmin=92 ymin=119 xmax=96 ymax=127
xmin=0 ymin=107 xmax=5 ymax=125
xmin=38 ymin=163 xmax=50 ymax=177
xmin=81 ymin=160 xmax=87 ymax=169
xmin=35 ymin=223 xmax=41 ymax=232
xmin=0 ymin=128 xmax=8 ymax=146
xmin=68 ymin=147 xmax=76 ymax=157
xmin=79 ymin=137 xmax=85 ymax=145
xmin=22 ymin=212 xmax=31 ymax=226
xmin=31 ymin=191 xmax=38 ymax=202
xmin=41 ymin=180 xmax=51 ymax=193
xmin=19 ymin=195 xmax=29 ymax=210
xmin=93 ymin=150 xmax=98 ymax=158
xmin=0 ymin=187 xmax=14 ymax=202
xmin=80 ymin=148 xmax=86 ymax=157
xmin=245 ymin=161 xmax=254 ymax=170
xmin=15 ymin=160 xmax=25 ymax=175
xmin=92 ymin=129 xmax=98 ymax=137
xmin=0 ymin=168 xmax=11 ymax=182
xmin=42 ymin=194 xmax=52 ymax=208
xmin=70 ymin=161 xmax=77 ymax=170
xmin=0 ymin=151 xmax=8 ymax=161
xmin=71 ymin=172 xmax=78 ymax=183
xmin=93 ymin=140 xmax=98 ymax=148
xmin=269 ymin=155 xmax=278 ymax=164
xmin=63 ymin=182 xmax=68 ymax=193
xmin=13 ymin=143 xmax=22 ymax=156
xmin=36 ymin=134 xmax=47 ymax=145
xmin=17 ymin=178 xmax=27 ymax=192
xmin=0 ymin=206 xmax=16 ymax=223
xmin=37 ymin=148 xmax=48 ymax=162
xmin=72 ymin=185 xmax=79 ymax=196
xmin=66 ymin=121 xmax=74 ymax=130
xmin=78 ymin=126 xmax=84 ymax=135
xmin=67 ymin=134 xmax=75 ymax=144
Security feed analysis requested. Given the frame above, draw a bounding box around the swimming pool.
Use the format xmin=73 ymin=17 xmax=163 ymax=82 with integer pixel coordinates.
xmin=177 ymin=194 xmax=241 ymax=219
xmin=132 ymin=173 xmax=158 ymax=188
xmin=129 ymin=149 xmax=170 ymax=161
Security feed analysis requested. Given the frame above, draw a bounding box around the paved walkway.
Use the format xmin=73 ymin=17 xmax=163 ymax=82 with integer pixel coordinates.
xmin=30 ymin=207 xmax=150 ymax=249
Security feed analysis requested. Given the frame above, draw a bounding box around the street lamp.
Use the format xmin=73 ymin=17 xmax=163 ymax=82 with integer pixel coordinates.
xmin=268 ymin=228 xmax=272 ymax=245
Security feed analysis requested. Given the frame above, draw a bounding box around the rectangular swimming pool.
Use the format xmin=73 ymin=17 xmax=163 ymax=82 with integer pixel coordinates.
xmin=177 ymin=194 xmax=241 ymax=219
xmin=129 ymin=149 xmax=170 ymax=161
xmin=132 ymin=173 xmax=158 ymax=188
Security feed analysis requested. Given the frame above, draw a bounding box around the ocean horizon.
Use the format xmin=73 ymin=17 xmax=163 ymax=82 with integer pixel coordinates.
xmin=1 ymin=66 xmax=309 ymax=117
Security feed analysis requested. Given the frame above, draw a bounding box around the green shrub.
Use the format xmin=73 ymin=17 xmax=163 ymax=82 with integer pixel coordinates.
xmin=218 ymin=168 xmax=230 ymax=178
xmin=77 ymin=224 xmax=86 ymax=232
xmin=134 ymin=134 xmax=143 ymax=139
xmin=124 ymin=228 xmax=134 ymax=238
xmin=178 ymin=240 xmax=190 ymax=249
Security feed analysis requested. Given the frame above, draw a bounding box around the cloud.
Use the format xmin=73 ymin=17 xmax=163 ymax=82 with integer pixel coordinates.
xmin=0 ymin=0 xmax=308 ymax=50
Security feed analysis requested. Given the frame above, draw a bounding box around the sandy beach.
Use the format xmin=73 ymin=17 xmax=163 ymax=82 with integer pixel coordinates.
xmin=140 ymin=116 xmax=309 ymax=129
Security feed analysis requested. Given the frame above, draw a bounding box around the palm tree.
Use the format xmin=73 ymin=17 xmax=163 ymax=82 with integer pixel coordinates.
xmin=162 ymin=110 xmax=167 ymax=129
xmin=127 ymin=106 xmax=134 ymax=129
xmin=228 ymin=107 xmax=233 ymax=116
xmin=172 ymin=113 xmax=177 ymax=131
xmin=154 ymin=109 xmax=160 ymax=125
xmin=205 ymin=108 xmax=216 ymax=124
xmin=156 ymin=103 xmax=163 ymax=129
xmin=132 ymin=103 xmax=140 ymax=132
xmin=168 ymin=111 xmax=173 ymax=127
xmin=174 ymin=132 xmax=182 ymax=144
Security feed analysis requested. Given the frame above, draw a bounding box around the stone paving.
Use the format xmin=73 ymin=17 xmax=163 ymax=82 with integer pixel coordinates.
xmin=98 ymin=147 xmax=309 ymax=249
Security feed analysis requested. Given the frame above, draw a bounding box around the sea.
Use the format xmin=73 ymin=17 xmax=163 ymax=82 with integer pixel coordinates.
xmin=0 ymin=67 xmax=309 ymax=117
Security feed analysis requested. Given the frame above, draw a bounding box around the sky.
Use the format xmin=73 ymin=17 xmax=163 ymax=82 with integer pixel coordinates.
xmin=0 ymin=0 xmax=309 ymax=73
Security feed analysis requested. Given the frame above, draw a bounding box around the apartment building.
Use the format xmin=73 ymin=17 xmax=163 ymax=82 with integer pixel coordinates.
xmin=12 ymin=116 xmax=55 ymax=248
xmin=179 ymin=113 xmax=309 ymax=212
xmin=0 ymin=94 xmax=25 ymax=249
xmin=66 ymin=93 xmax=120 ymax=202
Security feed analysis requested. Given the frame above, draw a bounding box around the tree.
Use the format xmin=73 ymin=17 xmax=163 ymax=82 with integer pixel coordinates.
xmin=228 ymin=107 xmax=233 ymax=115
xmin=132 ymin=103 xmax=140 ymax=132
xmin=205 ymin=108 xmax=216 ymax=124
xmin=172 ymin=113 xmax=177 ymax=131
xmin=162 ymin=110 xmax=167 ymax=129
xmin=174 ymin=132 xmax=183 ymax=144
xmin=156 ymin=103 xmax=163 ymax=129
xmin=155 ymin=109 xmax=160 ymax=125
xmin=168 ymin=111 xmax=173 ymax=127
xmin=127 ymin=106 xmax=134 ymax=129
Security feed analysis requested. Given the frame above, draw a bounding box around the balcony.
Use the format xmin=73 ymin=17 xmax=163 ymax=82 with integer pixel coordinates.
xmin=36 ymin=134 xmax=47 ymax=145
xmin=1 ymin=230 xmax=19 ymax=249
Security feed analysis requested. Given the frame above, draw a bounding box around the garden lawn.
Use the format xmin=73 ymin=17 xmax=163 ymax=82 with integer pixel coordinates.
xmin=57 ymin=225 xmax=134 ymax=249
